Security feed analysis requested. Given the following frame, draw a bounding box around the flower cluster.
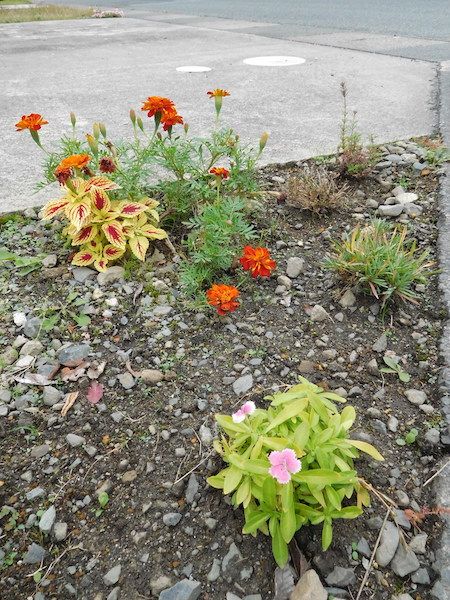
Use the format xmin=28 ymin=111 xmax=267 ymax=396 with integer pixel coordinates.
xmin=141 ymin=96 xmax=184 ymax=133
xmin=206 ymin=245 xmax=276 ymax=315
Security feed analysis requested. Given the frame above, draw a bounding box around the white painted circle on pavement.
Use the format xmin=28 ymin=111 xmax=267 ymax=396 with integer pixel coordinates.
xmin=176 ymin=66 xmax=212 ymax=73
xmin=243 ymin=56 xmax=306 ymax=67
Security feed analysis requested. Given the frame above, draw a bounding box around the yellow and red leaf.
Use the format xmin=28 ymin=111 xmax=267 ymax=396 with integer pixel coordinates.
xmin=72 ymin=250 xmax=96 ymax=267
xmin=139 ymin=225 xmax=167 ymax=240
xmin=103 ymin=244 xmax=125 ymax=260
xmin=66 ymin=201 xmax=91 ymax=230
xmin=102 ymin=220 xmax=126 ymax=248
xmin=94 ymin=258 xmax=109 ymax=272
xmin=118 ymin=201 xmax=148 ymax=218
xmin=42 ymin=198 xmax=69 ymax=220
xmin=90 ymin=188 xmax=111 ymax=212
xmin=129 ymin=235 xmax=149 ymax=261
xmin=71 ymin=225 xmax=98 ymax=246
xmin=86 ymin=176 xmax=119 ymax=191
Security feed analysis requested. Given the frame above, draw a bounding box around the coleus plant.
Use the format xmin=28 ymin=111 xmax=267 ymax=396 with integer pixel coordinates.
xmin=208 ymin=377 xmax=384 ymax=567
xmin=42 ymin=176 xmax=166 ymax=272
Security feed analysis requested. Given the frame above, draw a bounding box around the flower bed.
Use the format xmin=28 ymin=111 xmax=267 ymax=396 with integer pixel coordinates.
xmin=0 ymin=93 xmax=448 ymax=599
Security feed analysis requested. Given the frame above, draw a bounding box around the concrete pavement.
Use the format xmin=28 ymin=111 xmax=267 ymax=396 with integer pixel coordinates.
xmin=0 ymin=16 xmax=436 ymax=212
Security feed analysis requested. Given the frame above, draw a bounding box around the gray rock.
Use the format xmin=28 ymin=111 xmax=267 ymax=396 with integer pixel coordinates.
xmin=97 ymin=266 xmax=125 ymax=285
xmin=43 ymin=386 xmax=63 ymax=406
xmin=159 ymin=579 xmax=201 ymax=600
xmin=388 ymin=416 xmax=399 ymax=432
xmin=207 ymin=558 xmax=221 ymax=582
xmin=310 ymin=304 xmax=329 ymax=322
xmin=375 ymin=521 xmax=399 ymax=567
xmin=26 ymin=487 xmax=46 ymax=501
xmin=222 ymin=542 xmax=243 ymax=576
xmin=42 ymin=254 xmax=57 ymax=268
xmin=395 ymin=192 xmax=419 ymax=204
xmin=286 ymin=257 xmax=305 ymax=278
xmin=232 ymin=374 xmax=253 ymax=396
xmin=66 ymin=433 xmax=85 ymax=448
xmin=339 ymin=290 xmax=356 ymax=307
xmin=0 ymin=405 xmax=8 ymax=417
xmin=151 ymin=576 xmax=172 ymax=595
xmin=30 ymin=443 xmax=50 ymax=458
xmin=403 ymin=203 xmax=423 ymax=217
xmin=58 ymin=344 xmax=90 ymax=367
xmin=325 ymin=566 xmax=355 ymax=587
xmin=23 ymin=542 xmax=46 ymax=564
xmin=107 ymin=588 xmax=121 ymax=600
xmin=409 ymin=533 xmax=427 ymax=554
xmin=378 ymin=204 xmax=403 ymax=217
xmin=356 ymin=537 xmax=371 ymax=558
xmin=72 ymin=267 xmax=96 ymax=283
xmin=291 ymin=569 xmax=327 ymax=600
xmin=118 ymin=372 xmax=135 ymax=390
xmin=39 ymin=505 xmax=56 ymax=534
xmin=103 ymin=565 xmax=122 ymax=586
xmin=431 ymin=580 xmax=450 ymax=599
xmin=372 ymin=333 xmax=387 ymax=353
xmin=24 ymin=317 xmax=42 ymax=338
xmin=405 ymin=389 xmax=427 ymax=405
xmin=411 ymin=567 xmax=430 ymax=584
xmin=1 ymin=346 xmax=19 ymax=365
xmin=163 ymin=513 xmax=182 ymax=527
xmin=425 ymin=428 xmax=441 ymax=444
xmin=185 ymin=474 xmax=199 ymax=504
xmin=54 ymin=522 xmax=68 ymax=542
xmin=391 ymin=544 xmax=420 ymax=577
xmin=139 ymin=369 xmax=164 ymax=384
xmin=20 ymin=340 xmax=43 ymax=357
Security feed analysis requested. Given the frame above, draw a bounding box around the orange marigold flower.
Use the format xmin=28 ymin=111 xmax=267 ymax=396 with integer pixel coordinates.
xmin=141 ymin=96 xmax=175 ymax=118
xmin=15 ymin=113 xmax=48 ymax=132
xmin=206 ymin=284 xmax=240 ymax=315
xmin=239 ymin=246 xmax=277 ymax=278
xmin=99 ymin=156 xmax=117 ymax=173
xmin=161 ymin=109 xmax=184 ymax=131
xmin=209 ymin=167 xmax=230 ymax=179
xmin=207 ymin=89 xmax=230 ymax=98
xmin=55 ymin=153 xmax=91 ymax=174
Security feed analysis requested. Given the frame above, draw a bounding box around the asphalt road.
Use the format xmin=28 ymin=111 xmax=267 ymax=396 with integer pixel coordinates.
xmin=65 ymin=0 xmax=450 ymax=42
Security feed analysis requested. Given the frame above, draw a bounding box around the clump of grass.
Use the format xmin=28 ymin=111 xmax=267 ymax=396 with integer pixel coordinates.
xmin=337 ymin=82 xmax=379 ymax=178
xmin=286 ymin=166 xmax=349 ymax=213
xmin=0 ymin=4 xmax=93 ymax=23
xmin=324 ymin=219 xmax=434 ymax=307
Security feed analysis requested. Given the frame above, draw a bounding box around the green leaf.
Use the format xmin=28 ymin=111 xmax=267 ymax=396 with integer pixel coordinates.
xmin=71 ymin=312 xmax=91 ymax=327
xmin=271 ymin=519 xmax=289 ymax=567
xmin=340 ymin=405 xmax=356 ymax=430
xmin=228 ymin=455 xmax=270 ymax=475
xmin=33 ymin=571 xmax=42 ymax=583
xmin=347 ymin=439 xmax=384 ymax=461
xmin=242 ymin=511 xmax=270 ymax=534
xmin=293 ymin=469 xmax=357 ymax=488
xmin=325 ymin=486 xmax=341 ymax=511
xmin=216 ymin=414 xmax=249 ymax=435
xmin=382 ymin=356 xmax=397 ymax=369
xmin=98 ymin=491 xmax=109 ymax=508
xmin=294 ymin=422 xmax=310 ymax=449
xmin=269 ymin=390 xmax=307 ymax=407
xmin=235 ymin=477 xmax=251 ymax=506
xmin=399 ymin=371 xmax=411 ymax=383
xmin=264 ymin=398 xmax=308 ymax=433
xmin=223 ymin=465 xmax=243 ymax=495
xmin=280 ymin=503 xmax=297 ymax=543
xmin=333 ymin=506 xmax=363 ymax=519
xmin=321 ymin=519 xmax=333 ymax=550
xmin=42 ymin=313 xmax=60 ymax=331
xmin=262 ymin=476 xmax=277 ymax=507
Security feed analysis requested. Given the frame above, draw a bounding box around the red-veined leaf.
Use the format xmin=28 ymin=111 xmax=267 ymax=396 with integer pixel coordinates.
xmin=102 ymin=221 xmax=126 ymax=248
xmin=42 ymin=199 xmax=69 ymax=219
xmin=66 ymin=201 xmax=91 ymax=230
xmin=86 ymin=176 xmax=119 ymax=191
xmin=71 ymin=225 xmax=98 ymax=246
xmin=103 ymin=244 xmax=125 ymax=260
xmin=72 ymin=250 xmax=96 ymax=267
xmin=94 ymin=258 xmax=108 ymax=272
xmin=118 ymin=201 xmax=148 ymax=218
xmin=90 ymin=188 xmax=111 ymax=212
xmin=139 ymin=225 xmax=167 ymax=240
xmin=129 ymin=235 xmax=149 ymax=261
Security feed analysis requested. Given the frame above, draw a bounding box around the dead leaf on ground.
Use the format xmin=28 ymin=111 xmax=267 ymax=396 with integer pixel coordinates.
xmin=125 ymin=361 xmax=140 ymax=378
xmin=61 ymin=391 xmax=79 ymax=417
xmin=14 ymin=373 xmax=52 ymax=386
xmin=61 ymin=363 xmax=86 ymax=382
xmin=86 ymin=381 xmax=104 ymax=404
xmin=87 ymin=361 xmax=106 ymax=380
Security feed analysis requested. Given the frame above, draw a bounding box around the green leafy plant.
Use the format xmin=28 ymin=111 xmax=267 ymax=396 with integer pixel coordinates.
xmin=180 ymin=197 xmax=256 ymax=296
xmin=396 ymin=428 xmax=418 ymax=446
xmin=380 ymin=356 xmax=411 ymax=382
xmin=337 ymin=82 xmax=379 ymax=178
xmin=208 ymin=377 xmax=383 ymax=567
xmin=95 ymin=491 xmax=110 ymax=517
xmin=0 ymin=249 xmax=42 ymax=276
xmin=324 ymin=219 xmax=434 ymax=308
